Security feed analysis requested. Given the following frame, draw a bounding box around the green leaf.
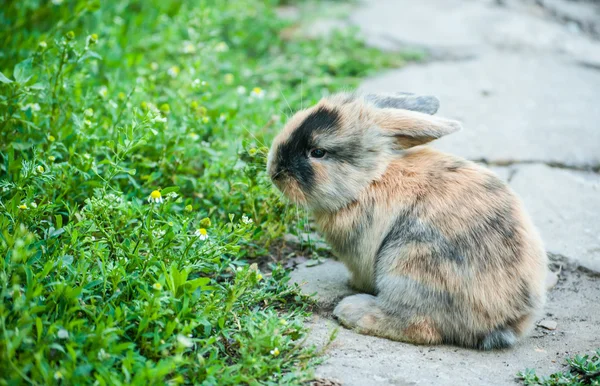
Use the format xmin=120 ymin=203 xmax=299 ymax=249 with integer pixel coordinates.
xmin=0 ymin=71 xmax=12 ymax=84
xmin=160 ymin=186 xmax=179 ymax=195
xmin=13 ymin=58 xmax=33 ymax=84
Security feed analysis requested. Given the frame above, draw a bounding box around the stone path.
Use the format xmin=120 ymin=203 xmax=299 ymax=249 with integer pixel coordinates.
xmin=287 ymin=0 xmax=600 ymax=384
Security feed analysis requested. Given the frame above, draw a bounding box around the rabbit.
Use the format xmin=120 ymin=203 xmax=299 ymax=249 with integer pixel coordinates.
xmin=266 ymin=91 xmax=547 ymax=350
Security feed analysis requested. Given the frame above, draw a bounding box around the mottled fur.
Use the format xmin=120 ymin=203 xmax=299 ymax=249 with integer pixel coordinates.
xmin=267 ymin=92 xmax=547 ymax=350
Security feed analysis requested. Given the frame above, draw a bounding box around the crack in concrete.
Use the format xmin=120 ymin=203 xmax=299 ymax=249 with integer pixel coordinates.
xmin=472 ymin=158 xmax=600 ymax=173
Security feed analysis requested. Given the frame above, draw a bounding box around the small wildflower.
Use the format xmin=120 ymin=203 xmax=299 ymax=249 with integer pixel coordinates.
xmin=18 ymin=204 xmax=28 ymax=210
xmin=279 ymin=319 xmax=288 ymax=325
xmin=224 ymin=73 xmax=234 ymax=85
xmin=83 ymin=153 xmax=91 ymax=160
xmin=118 ymin=92 xmax=126 ymax=100
xmin=270 ymin=347 xmax=280 ymax=357
xmin=202 ymin=116 xmax=209 ymax=124
xmin=256 ymin=274 xmax=263 ymax=281
xmin=188 ymin=133 xmax=200 ymax=141
xmin=84 ymin=119 xmax=92 ymax=127
xmin=177 ymin=334 xmax=194 ymax=348
xmin=152 ymin=283 xmax=162 ymax=290
xmin=152 ymin=115 xmax=167 ymax=124
xmin=114 ymin=16 xmax=124 ymax=25
xmin=194 ymin=228 xmax=208 ymax=240
xmin=84 ymin=108 xmax=94 ymax=117
xmin=248 ymin=148 xmax=258 ymax=156
xmin=241 ymin=215 xmax=253 ymax=224
xmin=99 ymin=85 xmax=108 ymax=98
xmin=38 ymin=41 xmax=47 ymax=49
xmin=48 ymin=135 xmax=56 ymax=142
xmin=150 ymin=62 xmax=159 ymax=71
xmin=250 ymin=87 xmax=265 ymax=99
xmin=148 ymin=190 xmax=164 ymax=204
xmin=166 ymin=192 xmax=178 ymax=200
xmin=160 ymin=103 xmax=170 ymax=113
xmin=219 ymin=113 xmax=227 ymax=122
xmin=182 ymin=41 xmax=196 ymax=54
xmin=36 ymin=165 xmax=44 ymax=174
xmin=236 ymin=86 xmax=247 ymax=95
xmin=185 ymin=204 xmax=193 ymax=212
xmin=167 ymin=66 xmax=180 ymax=78
xmin=168 ymin=221 xmax=174 ymax=227
xmin=66 ymin=31 xmax=75 ymax=40
xmin=89 ymin=33 xmax=98 ymax=44
xmin=54 ymin=371 xmax=63 ymax=380
xmin=57 ymin=328 xmax=69 ymax=339
xmin=190 ymin=100 xmax=199 ymax=110
xmin=199 ymin=217 xmax=211 ymax=228
xmin=22 ymin=103 xmax=41 ymax=112
xmin=97 ymin=349 xmax=109 ymax=360
xmin=215 ymin=42 xmax=229 ymax=52
xmin=48 ymin=156 xmax=56 ymax=161
xmin=30 ymin=202 xmax=37 ymax=208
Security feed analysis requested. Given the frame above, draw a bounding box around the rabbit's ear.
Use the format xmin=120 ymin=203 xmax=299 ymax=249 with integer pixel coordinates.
xmin=372 ymin=108 xmax=461 ymax=149
xmin=365 ymin=92 xmax=440 ymax=115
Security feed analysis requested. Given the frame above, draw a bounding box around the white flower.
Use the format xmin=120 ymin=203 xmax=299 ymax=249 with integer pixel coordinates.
xmin=166 ymin=192 xmax=178 ymax=200
xmin=194 ymin=228 xmax=208 ymax=240
xmin=182 ymin=41 xmax=196 ymax=54
xmin=241 ymin=215 xmax=253 ymax=225
xmin=54 ymin=371 xmax=63 ymax=380
xmin=250 ymin=87 xmax=265 ymax=99
xmin=57 ymin=328 xmax=69 ymax=339
xmin=177 ymin=334 xmax=194 ymax=348
xmin=21 ymin=103 xmax=41 ymax=112
xmin=148 ymin=190 xmax=164 ymax=204
xmin=215 ymin=42 xmax=229 ymax=52
xmin=152 ymin=115 xmax=167 ymax=124
xmin=219 ymin=113 xmax=227 ymax=122
xmin=236 ymin=86 xmax=247 ymax=95
xmin=99 ymin=86 xmax=108 ymax=98
xmin=152 ymin=283 xmax=162 ymax=290
xmin=167 ymin=66 xmax=180 ymax=78
xmin=270 ymin=347 xmax=280 ymax=356
xmin=30 ymin=202 xmax=37 ymax=208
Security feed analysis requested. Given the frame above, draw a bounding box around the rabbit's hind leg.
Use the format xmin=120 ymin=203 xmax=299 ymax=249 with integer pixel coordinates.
xmin=332 ymin=294 xmax=442 ymax=345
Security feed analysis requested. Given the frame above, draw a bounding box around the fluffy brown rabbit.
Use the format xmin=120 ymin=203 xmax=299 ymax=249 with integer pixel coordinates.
xmin=267 ymin=91 xmax=547 ymax=350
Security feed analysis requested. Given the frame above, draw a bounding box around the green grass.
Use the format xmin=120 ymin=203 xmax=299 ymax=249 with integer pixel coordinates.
xmin=0 ymin=0 xmax=413 ymax=384
xmin=518 ymin=350 xmax=600 ymax=386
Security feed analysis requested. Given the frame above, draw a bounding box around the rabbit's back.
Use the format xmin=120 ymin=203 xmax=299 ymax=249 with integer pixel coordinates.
xmin=318 ymin=147 xmax=547 ymax=347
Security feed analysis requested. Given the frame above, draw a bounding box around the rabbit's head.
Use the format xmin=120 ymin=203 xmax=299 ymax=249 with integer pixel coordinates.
xmin=267 ymin=92 xmax=461 ymax=212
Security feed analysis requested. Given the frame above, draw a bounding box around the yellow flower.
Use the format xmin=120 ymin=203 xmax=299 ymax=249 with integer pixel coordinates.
xmin=270 ymin=347 xmax=280 ymax=357
xmin=167 ymin=66 xmax=180 ymax=78
xmin=48 ymin=135 xmax=56 ymax=142
xmin=190 ymin=101 xmax=199 ymax=110
xmin=185 ymin=204 xmax=193 ymax=212
xmin=153 ymin=283 xmax=162 ymax=290
xmin=36 ymin=165 xmax=44 ymax=174
xmin=48 ymin=156 xmax=56 ymax=162
xmin=194 ymin=228 xmax=208 ymax=240
xmin=148 ymin=190 xmax=164 ymax=204
xmin=66 ymin=31 xmax=75 ymax=40
xmin=118 ymin=92 xmax=126 ymax=100
xmin=250 ymin=87 xmax=265 ymax=99
xmin=90 ymin=33 xmax=98 ymax=43
xmin=18 ymin=204 xmax=28 ymax=210
xmin=248 ymin=148 xmax=258 ymax=156
xmin=160 ymin=103 xmax=170 ymax=113
xmin=202 ymin=116 xmax=209 ymax=124
xmin=256 ymin=274 xmax=263 ymax=281
xmin=224 ymin=73 xmax=234 ymax=85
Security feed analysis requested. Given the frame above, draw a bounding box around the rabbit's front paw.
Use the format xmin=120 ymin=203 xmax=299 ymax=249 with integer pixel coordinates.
xmin=333 ymin=294 xmax=381 ymax=331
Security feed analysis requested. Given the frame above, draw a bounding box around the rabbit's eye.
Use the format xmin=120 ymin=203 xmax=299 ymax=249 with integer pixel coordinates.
xmin=309 ymin=148 xmax=326 ymax=158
